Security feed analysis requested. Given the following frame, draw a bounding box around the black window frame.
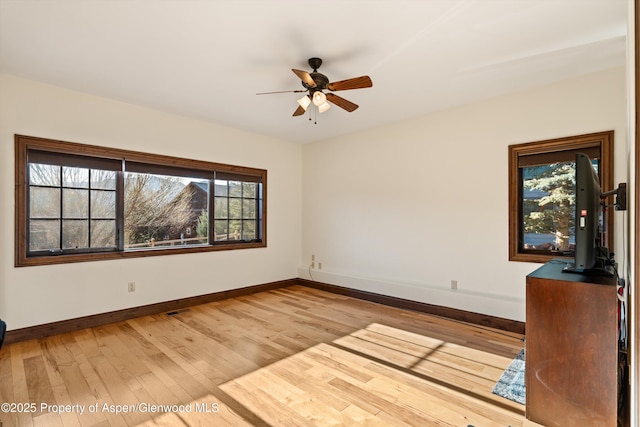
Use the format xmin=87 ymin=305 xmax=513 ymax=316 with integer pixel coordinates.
xmin=15 ymin=135 xmax=267 ymax=267
xmin=508 ymin=131 xmax=614 ymax=263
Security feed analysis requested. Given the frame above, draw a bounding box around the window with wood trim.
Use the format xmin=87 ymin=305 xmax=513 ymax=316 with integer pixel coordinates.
xmin=508 ymin=131 xmax=613 ymax=263
xmin=15 ymin=135 xmax=267 ymax=266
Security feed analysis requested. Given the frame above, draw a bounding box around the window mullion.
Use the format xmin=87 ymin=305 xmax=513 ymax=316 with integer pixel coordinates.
xmin=88 ymin=169 xmax=92 ymax=249
xmin=208 ymin=178 xmax=214 ymax=244
xmin=256 ymin=193 xmax=261 ymax=241
xmin=226 ymin=182 xmax=231 ymax=240
xmin=58 ymin=166 xmax=63 ymax=251
xmin=240 ymin=186 xmax=243 ymax=240
xmin=117 ymin=168 xmax=125 ymax=251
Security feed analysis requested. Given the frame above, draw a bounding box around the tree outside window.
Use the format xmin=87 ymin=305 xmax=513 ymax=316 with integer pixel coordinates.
xmin=123 ymin=173 xmax=209 ymax=249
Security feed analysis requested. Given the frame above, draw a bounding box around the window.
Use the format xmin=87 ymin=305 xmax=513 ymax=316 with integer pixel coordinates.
xmin=122 ymin=162 xmax=213 ymax=250
xmin=213 ymin=174 xmax=262 ymax=242
xmin=508 ymin=131 xmax=613 ymax=263
xmin=27 ymin=152 xmax=120 ymax=255
xmin=15 ymin=135 xmax=266 ymax=266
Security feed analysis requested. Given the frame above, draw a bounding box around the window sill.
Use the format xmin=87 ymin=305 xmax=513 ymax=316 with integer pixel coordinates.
xmin=509 ymin=252 xmax=572 ymax=264
xmin=16 ymin=241 xmax=266 ymax=267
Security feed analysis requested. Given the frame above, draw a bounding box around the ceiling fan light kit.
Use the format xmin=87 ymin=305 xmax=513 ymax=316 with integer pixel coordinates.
xmin=257 ymin=57 xmax=373 ymax=118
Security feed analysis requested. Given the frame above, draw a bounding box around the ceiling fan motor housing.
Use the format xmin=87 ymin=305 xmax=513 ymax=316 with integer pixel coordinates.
xmin=309 ymin=72 xmax=329 ymax=89
xmin=301 ymin=57 xmax=329 ymax=91
xmin=308 ymin=57 xmax=322 ymax=71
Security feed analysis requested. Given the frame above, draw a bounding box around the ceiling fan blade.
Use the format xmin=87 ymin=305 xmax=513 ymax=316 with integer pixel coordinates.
xmin=327 ymin=75 xmax=372 ymax=91
xmin=293 ymin=105 xmax=306 ymax=116
xmin=256 ymin=89 xmax=306 ymax=95
xmin=326 ymin=93 xmax=359 ymax=112
xmin=292 ymin=69 xmax=317 ymax=88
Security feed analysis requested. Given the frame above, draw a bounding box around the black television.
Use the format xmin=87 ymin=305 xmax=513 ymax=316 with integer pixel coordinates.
xmin=563 ymin=152 xmax=613 ymax=276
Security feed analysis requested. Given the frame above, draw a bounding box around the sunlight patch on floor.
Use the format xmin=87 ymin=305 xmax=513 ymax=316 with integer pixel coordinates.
xmin=218 ymin=323 xmax=521 ymax=426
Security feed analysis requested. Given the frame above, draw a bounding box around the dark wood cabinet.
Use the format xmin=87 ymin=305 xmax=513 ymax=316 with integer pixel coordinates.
xmin=526 ymin=260 xmax=618 ymax=426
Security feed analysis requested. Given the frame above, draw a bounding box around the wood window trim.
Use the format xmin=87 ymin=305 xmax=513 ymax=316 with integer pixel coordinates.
xmin=508 ymin=130 xmax=614 ymax=263
xmin=15 ymin=135 xmax=267 ymax=267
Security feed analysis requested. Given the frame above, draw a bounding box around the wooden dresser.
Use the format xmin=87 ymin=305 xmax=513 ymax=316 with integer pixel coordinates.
xmin=526 ymin=260 xmax=618 ymax=426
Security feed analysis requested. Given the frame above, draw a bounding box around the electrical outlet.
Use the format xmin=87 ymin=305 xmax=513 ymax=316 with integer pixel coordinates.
xmin=450 ymin=280 xmax=457 ymax=291
xmin=311 ymin=254 xmax=315 ymax=269
xmin=318 ymin=262 xmax=322 ymax=270
xmin=128 ymin=282 xmax=136 ymax=292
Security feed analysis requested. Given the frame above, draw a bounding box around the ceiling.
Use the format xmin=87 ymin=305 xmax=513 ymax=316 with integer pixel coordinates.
xmin=0 ymin=0 xmax=628 ymax=144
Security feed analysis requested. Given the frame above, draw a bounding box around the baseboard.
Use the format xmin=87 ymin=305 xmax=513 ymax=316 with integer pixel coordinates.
xmin=4 ymin=276 xmax=525 ymax=346
xmin=297 ymin=278 xmax=525 ymax=335
xmin=4 ymin=278 xmax=297 ymax=345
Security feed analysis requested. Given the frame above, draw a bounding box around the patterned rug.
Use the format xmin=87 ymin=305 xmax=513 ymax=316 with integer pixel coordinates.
xmin=492 ymin=349 xmax=525 ymax=405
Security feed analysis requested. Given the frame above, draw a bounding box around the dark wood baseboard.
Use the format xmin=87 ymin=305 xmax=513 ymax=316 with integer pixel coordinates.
xmin=298 ymin=278 xmax=525 ymax=335
xmin=4 ymin=277 xmax=525 ymax=346
xmin=4 ymin=279 xmax=297 ymax=345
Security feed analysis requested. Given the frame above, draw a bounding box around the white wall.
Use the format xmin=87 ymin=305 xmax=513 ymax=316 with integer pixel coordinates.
xmin=0 ymin=67 xmax=628 ymax=330
xmin=301 ymin=67 xmax=628 ymax=322
xmin=0 ymin=74 xmax=302 ymax=330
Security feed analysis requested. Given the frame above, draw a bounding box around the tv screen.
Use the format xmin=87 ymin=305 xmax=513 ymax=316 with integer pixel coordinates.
xmin=563 ymin=152 xmax=612 ymax=275
xmin=574 ymin=152 xmax=601 ymax=270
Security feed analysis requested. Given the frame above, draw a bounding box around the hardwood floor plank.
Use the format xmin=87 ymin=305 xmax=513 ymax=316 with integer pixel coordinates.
xmin=38 ymin=343 xmax=82 ymax=427
xmin=341 ymin=403 xmax=410 ymax=426
xmin=365 ymin=368 xmax=504 ymax=427
xmin=0 ymin=285 xmax=540 ymax=427
xmin=10 ymin=342 xmax=36 ymax=427
xmin=32 ymin=411 xmax=64 ymax=427
xmin=87 ymin=354 xmax=147 ymax=426
xmin=327 ymin=376 xmax=450 ymax=427
xmin=364 ymin=353 xmax=527 ymax=425
xmin=302 ymin=344 xmax=375 ymax=384
xmin=0 ymin=350 xmax=17 ymax=426
xmin=220 ymin=381 xmax=314 ymax=427
xmin=24 ymin=355 xmax=57 ymax=421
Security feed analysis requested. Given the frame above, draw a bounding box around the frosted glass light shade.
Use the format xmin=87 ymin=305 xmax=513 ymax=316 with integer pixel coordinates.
xmin=312 ymin=91 xmax=327 ymax=106
xmin=318 ymin=101 xmax=331 ymax=113
xmin=297 ymin=95 xmax=311 ymax=110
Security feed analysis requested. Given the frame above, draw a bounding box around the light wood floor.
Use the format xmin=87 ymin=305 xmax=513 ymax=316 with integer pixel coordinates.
xmin=0 ymin=285 xmax=542 ymax=427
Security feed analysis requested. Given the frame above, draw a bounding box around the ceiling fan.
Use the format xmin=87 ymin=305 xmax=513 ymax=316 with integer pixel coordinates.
xmin=257 ymin=57 xmax=373 ymax=117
